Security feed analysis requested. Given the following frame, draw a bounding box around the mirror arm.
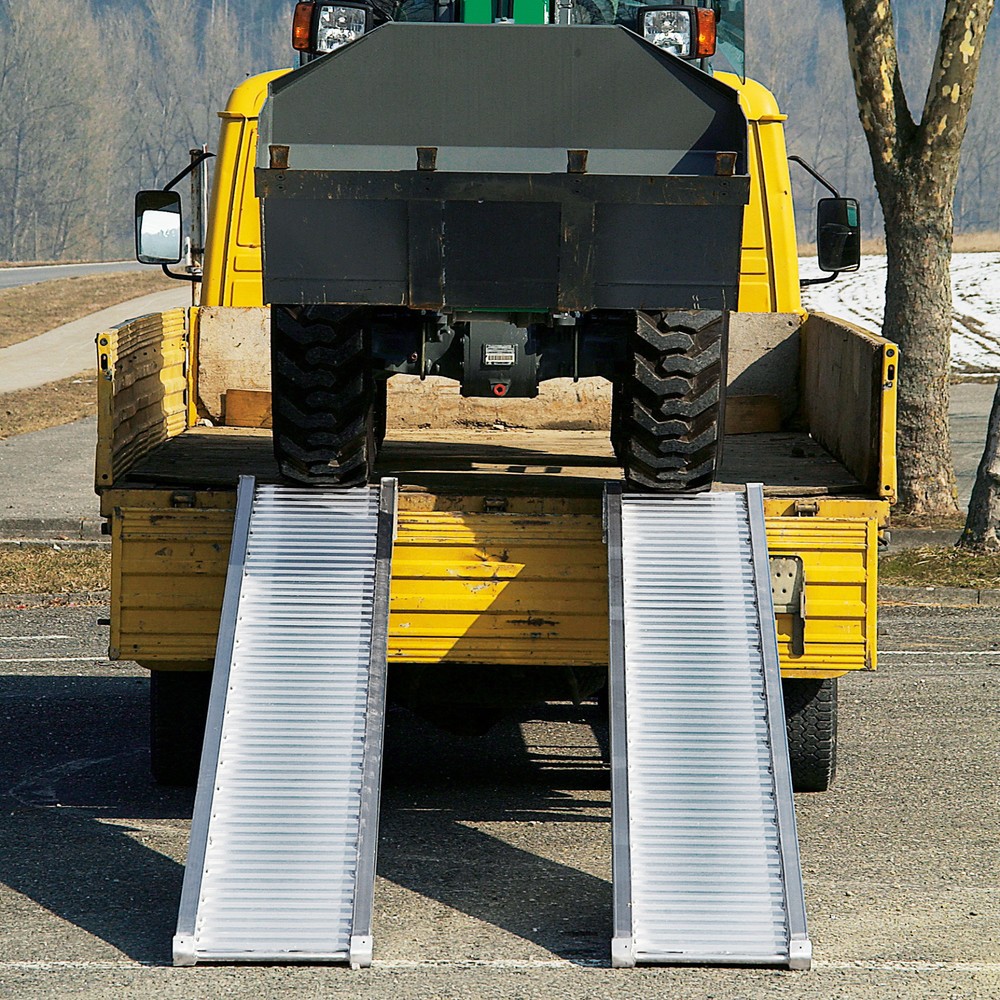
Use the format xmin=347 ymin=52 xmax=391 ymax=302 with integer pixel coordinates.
xmin=800 ymin=271 xmax=841 ymax=288
xmin=788 ymin=155 xmax=840 ymax=198
xmin=161 ymin=263 xmax=202 ymax=283
xmin=163 ymin=151 xmax=215 ymax=193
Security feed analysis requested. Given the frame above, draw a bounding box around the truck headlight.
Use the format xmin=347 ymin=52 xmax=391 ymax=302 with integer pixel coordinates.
xmin=638 ymin=5 xmax=717 ymax=59
xmin=316 ymin=3 xmax=370 ymax=51
xmin=292 ymin=1 xmax=372 ymax=54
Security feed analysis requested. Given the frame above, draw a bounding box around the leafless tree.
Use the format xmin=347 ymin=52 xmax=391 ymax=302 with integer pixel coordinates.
xmin=840 ymin=0 xmax=995 ymax=516
xmin=959 ymin=385 xmax=1000 ymax=550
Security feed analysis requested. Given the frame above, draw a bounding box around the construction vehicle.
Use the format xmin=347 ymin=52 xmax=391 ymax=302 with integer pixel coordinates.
xmin=102 ymin=0 xmax=895 ymax=971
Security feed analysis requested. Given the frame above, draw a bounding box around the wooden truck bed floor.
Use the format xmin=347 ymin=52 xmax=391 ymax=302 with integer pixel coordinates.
xmin=119 ymin=426 xmax=863 ymax=497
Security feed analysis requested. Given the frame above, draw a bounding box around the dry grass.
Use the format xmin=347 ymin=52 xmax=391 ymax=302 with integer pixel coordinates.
xmin=889 ymin=511 xmax=967 ymax=531
xmin=799 ymin=230 xmax=1000 ymax=256
xmin=880 ymin=544 xmax=1000 ymax=589
xmin=0 ymin=270 xmax=174 ymax=350
xmin=0 ymin=371 xmax=97 ymax=439
xmin=0 ymin=545 xmax=109 ymax=595
xmin=0 ymin=270 xmax=174 ymax=439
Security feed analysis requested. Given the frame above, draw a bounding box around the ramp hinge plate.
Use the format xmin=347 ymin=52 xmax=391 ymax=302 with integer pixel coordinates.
xmin=770 ymin=556 xmax=805 ymax=657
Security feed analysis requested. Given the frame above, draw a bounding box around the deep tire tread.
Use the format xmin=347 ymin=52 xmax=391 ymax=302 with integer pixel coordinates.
xmin=271 ymin=306 xmax=377 ymax=486
xmin=614 ymin=310 xmax=728 ymax=492
xmin=783 ymin=677 xmax=838 ymax=793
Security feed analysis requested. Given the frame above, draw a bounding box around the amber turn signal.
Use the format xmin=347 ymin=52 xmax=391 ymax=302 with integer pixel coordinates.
xmin=292 ymin=1 xmax=315 ymax=51
xmin=694 ymin=7 xmax=717 ymax=57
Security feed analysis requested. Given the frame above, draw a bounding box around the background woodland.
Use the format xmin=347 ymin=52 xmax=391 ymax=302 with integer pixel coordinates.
xmin=1 ymin=0 xmax=997 ymax=262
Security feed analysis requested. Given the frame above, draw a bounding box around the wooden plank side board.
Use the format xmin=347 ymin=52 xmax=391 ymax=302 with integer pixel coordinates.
xmin=801 ymin=312 xmax=893 ymax=492
xmin=96 ymin=309 xmax=189 ymax=491
xmin=724 ymin=395 xmax=782 ymax=435
xmin=223 ymin=389 xmax=272 ymax=427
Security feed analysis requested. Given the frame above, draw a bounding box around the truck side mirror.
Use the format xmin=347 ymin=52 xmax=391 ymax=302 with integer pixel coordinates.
xmin=135 ymin=190 xmax=183 ymax=265
xmin=816 ymin=197 xmax=860 ymax=274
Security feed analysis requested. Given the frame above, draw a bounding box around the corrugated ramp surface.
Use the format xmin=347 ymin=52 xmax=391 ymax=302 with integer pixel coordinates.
xmin=174 ymin=476 xmax=396 ymax=967
xmin=606 ymin=484 xmax=810 ymax=969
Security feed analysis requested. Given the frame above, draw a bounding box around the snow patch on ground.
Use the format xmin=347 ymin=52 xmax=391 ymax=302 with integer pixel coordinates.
xmin=799 ymin=253 xmax=1000 ymax=377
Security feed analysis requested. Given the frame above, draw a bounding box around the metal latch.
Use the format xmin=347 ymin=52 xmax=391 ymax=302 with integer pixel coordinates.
xmin=483 ymin=496 xmax=508 ymax=513
xmin=770 ymin=556 xmax=805 ymax=657
xmin=171 ymin=490 xmax=197 ymax=509
xmin=793 ymin=499 xmax=820 ymax=517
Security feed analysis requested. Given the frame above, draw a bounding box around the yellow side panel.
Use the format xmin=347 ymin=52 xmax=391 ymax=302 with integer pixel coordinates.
xmin=766 ymin=514 xmax=878 ymax=677
xmin=737 ymin=121 xmax=772 ymax=313
xmin=96 ymin=309 xmax=190 ymax=493
xmin=109 ymin=493 xmax=235 ymax=662
xmin=715 ymin=72 xmax=802 ymax=315
xmin=389 ymin=511 xmax=609 ymax=665
xmin=752 ymin=121 xmax=801 ymax=313
xmin=201 ymin=70 xmax=289 ymax=309
xmin=201 ymin=116 xmax=265 ymax=308
xmin=107 ymin=494 xmax=882 ymax=679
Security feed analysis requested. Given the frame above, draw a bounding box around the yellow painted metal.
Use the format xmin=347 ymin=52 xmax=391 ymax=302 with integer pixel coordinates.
xmin=201 ymin=70 xmax=290 ymax=309
xmin=764 ymin=497 xmax=891 ymax=528
xmin=95 ymin=309 xmax=190 ymax=494
xmin=388 ymin=510 xmax=608 ymax=666
xmin=879 ymin=341 xmax=899 ymax=500
xmin=717 ymin=72 xmax=802 ymax=315
xmin=766 ymin=514 xmax=879 ymax=677
xmin=107 ymin=488 xmax=881 ymax=682
xmin=107 ymin=490 xmax=236 ymax=662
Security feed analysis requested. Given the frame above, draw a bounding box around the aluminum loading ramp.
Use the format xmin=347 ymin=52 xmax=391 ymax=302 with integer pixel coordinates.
xmin=605 ymin=484 xmax=811 ymax=969
xmin=174 ymin=476 xmax=397 ymax=968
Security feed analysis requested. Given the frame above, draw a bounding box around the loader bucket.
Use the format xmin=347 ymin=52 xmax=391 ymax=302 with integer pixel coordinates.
xmin=256 ymin=23 xmax=749 ymax=313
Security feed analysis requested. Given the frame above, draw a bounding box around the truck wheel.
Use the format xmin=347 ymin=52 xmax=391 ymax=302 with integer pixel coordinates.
xmin=150 ymin=670 xmax=211 ymax=786
xmin=614 ymin=310 xmax=727 ymax=493
xmin=783 ymin=677 xmax=837 ymax=792
xmin=271 ymin=305 xmax=375 ymax=486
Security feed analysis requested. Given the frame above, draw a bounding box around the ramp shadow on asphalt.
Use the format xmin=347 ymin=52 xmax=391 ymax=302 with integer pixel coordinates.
xmin=0 ymin=672 xmax=612 ymax=966
xmin=378 ymin=701 xmax=613 ymax=964
xmin=0 ymin=674 xmax=189 ymax=964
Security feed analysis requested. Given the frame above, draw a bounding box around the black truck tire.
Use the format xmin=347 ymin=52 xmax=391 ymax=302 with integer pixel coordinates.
xmin=271 ymin=305 xmax=376 ymax=486
xmin=150 ymin=670 xmax=212 ymax=786
xmin=614 ymin=310 xmax=727 ymax=493
xmin=783 ymin=677 xmax=837 ymax=793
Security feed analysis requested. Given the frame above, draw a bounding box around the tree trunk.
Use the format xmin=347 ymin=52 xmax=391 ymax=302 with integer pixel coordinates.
xmin=841 ymin=0 xmax=993 ymax=519
xmin=880 ymin=178 xmax=960 ymax=515
xmin=959 ymin=381 xmax=1000 ymax=551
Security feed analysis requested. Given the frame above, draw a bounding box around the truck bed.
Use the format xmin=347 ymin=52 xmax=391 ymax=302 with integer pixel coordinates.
xmin=119 ymin=426 xmax=863 ymax=498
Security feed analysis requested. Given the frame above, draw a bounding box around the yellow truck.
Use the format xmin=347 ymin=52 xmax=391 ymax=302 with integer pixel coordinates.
xmin=101 ymin=3 xmax=895 ymax=970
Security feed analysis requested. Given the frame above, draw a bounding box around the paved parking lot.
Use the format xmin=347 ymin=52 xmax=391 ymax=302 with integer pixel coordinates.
xmin=0 ymin=601 xmax=998 ymax=998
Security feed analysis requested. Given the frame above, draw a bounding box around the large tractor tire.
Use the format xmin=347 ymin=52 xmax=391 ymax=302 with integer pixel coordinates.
xmin=783 ymin=677 xmax=838 ymax=793
xmin=613 ymin=310 xmax=727 ymax=493
xmin=150 ymin=670 xmax=212 ymax=786
xmin=271 ymin=305 xmax=376 ymax=487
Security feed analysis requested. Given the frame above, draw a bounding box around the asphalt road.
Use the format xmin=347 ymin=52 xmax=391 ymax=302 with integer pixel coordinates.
xmin=0 ymin=601 xmax=997 ymax=998
xmin=0 ymin=261 xmax=144 ymax=291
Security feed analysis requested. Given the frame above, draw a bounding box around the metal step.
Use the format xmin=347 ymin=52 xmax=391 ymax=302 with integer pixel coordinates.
xmin=605 ymin=484 xmax=811 ymax=969
xmin=173 ymin=476 xmax=397 ymax=968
